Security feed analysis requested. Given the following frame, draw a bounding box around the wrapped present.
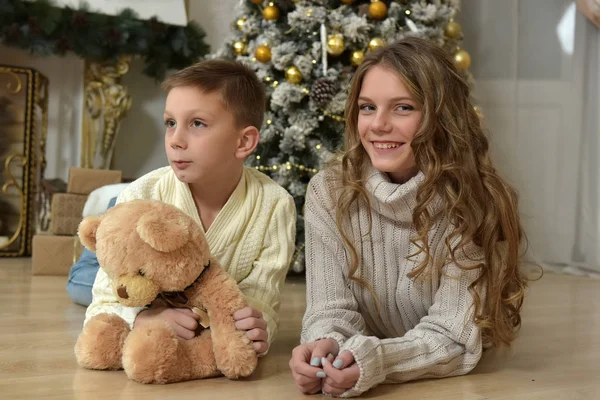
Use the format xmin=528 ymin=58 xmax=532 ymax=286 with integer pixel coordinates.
xmin=32 ymin=234 xmax=83 ymax=276
xmin=37 ymin=178 xmax=68 ymax=233
xmin=49 ymin=193 xmax=88 ymax=235
xmin=67 ymin=167 xmax=122 ymax=195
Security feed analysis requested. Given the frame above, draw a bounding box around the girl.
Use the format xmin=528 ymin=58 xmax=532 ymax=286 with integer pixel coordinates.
xmin=289 ymin=37 xmax=529 ymax=397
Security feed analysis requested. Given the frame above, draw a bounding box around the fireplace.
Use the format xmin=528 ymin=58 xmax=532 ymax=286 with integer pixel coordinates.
xmin=0 ymin=66 xmax=48 ymax=257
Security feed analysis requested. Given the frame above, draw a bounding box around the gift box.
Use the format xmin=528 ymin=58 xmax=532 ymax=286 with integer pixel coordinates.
xmin=32 ymin=234 xmax=83 ymax=276
xmin=67 ymin=167 xmax=122 ymax=195
xmin=49 ymin=193 xmax=88 ymax=235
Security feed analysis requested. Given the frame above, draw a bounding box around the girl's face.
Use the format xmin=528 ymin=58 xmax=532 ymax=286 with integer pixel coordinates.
xmin=357 ymin=65 xmax=422 ymax=184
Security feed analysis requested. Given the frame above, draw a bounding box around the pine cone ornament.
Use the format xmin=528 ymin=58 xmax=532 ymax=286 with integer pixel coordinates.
xmin=310 ymin=78 xmax=338 ymax=108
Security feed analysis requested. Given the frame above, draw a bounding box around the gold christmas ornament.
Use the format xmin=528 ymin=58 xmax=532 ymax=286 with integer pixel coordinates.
xmin=350 ymin=50 xmax=365 ymax=66
xmin=453 ymin=48 xmax=471 ymax=70
xmin=255 ymin=44 xmax=272 ymax=63
xmin=285 ymin=66 xmax=303 ymax=84
xmin=327 ymin=33 xmax=345 ymax=56
xmin=369 ymin=1 xmax=388 ymax=20
xmin=444 ymin=20 xmax=462 ymax=39
xmin=368 ymin=37 xmax=386 ymax=52
xmin=263 ymin=3 xmax=280 ymax=21
xmin=232 ymin=40 xmax=247 ymax=56
xmin=235 ymin=17 xmax=247 ymax=30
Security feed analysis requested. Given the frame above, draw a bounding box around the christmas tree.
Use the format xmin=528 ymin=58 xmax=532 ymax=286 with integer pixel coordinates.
xmin=215 ymin=0 xmax=474 ymax=273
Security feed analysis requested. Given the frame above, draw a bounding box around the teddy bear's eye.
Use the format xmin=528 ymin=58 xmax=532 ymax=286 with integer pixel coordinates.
xmin=139 ymin=270 xmax=145 ymax=277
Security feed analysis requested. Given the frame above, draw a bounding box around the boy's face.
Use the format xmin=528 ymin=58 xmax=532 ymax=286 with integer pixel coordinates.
xmin=163 ymin=86 xmax=243 ymax=184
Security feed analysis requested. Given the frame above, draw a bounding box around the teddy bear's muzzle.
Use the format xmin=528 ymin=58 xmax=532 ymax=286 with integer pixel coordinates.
xmin=114 ymin=275 xmax=159 ymax=307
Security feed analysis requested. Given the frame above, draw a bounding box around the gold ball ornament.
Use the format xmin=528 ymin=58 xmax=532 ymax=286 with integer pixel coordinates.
xmin=327 ymin=33 xmax=345 ymax=56
xmin=263 ymin=4 xmax=280 ymax=21
xmin=368 ymin=37 xmax=386 ymax=52
xmin=235 ymin=17 xmax=247 ymax=30
xmin=285 ymin=66 xmax=303 ymax=84
xmin=233 ymin=41 xmax=247 ymax=56
xmin=350 ymin=50 xmax=365 ymax=66
xmin=444 ymin=20 xmax=462 ymax=39
xmin=255 ymin=44 xmax=272 ymax=63
xmin=453 ymin=48 xmax=471 ymax=70
xmin=369 ymin=1 xmax=388 ymax=20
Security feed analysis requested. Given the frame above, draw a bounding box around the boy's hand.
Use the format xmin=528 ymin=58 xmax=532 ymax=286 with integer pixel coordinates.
xmin=134 ymin=307 xmax=201 ymax=340
xmin=289 ymin=338 xmax=338 ymax=395
xmin=233 ymin=306 xmax=268 ymax=354
xmin=321 ymin=351 xmax=360 ymax=396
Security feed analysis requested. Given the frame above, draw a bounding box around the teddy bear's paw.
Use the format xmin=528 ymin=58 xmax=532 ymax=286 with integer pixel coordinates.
xmin=75 ymin=313 xmax=130 ymax=370
xmin=215 ymin=332 xmax=258 ymax=379
xmin=123 ymin=320 xmax=180 ymax=384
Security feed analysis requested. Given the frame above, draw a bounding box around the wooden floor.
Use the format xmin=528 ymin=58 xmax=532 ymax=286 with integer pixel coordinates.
xmin=1 ymin=259 xmax=599 ymax=400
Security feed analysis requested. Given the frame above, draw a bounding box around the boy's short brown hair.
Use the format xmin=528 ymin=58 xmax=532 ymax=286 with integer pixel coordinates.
xmin=162 ymin=59 xmax=266 ymax=129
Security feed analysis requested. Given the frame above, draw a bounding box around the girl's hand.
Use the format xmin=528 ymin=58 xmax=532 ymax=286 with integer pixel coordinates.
xmin=321 ymin=351 xmax=360 ymax=396
xmin=289 ymin=339 xmax=339 ymax=394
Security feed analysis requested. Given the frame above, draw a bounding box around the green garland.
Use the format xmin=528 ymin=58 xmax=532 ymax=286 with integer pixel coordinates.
xmin=0 ymin=0 xmax=210 ymax=80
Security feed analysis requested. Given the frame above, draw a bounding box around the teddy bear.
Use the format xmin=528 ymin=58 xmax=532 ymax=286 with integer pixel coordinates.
xmin=73 ymin=199 xmax=258 ymax=384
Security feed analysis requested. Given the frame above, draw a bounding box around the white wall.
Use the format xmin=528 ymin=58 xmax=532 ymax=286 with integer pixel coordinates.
xmin=460 ymin=0 xmax=600 ymax=273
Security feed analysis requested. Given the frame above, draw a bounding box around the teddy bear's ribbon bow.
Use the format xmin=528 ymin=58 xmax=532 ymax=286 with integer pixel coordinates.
xmin=158 ymin=260 xmax=211 ymax=328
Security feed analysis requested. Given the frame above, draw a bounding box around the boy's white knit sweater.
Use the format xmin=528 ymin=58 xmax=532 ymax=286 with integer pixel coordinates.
xmin=85 ymin=166 xmax=296 ymax=349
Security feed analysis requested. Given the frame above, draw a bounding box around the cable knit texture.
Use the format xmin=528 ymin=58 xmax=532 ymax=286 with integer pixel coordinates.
xmin=301 ymin=165 xmax=485 ymax=397
xmin=85 ymin=166 xmax=296 ymax=353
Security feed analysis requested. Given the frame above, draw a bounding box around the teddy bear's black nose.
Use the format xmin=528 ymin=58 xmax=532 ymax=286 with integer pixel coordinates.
xmin=117 ymin=285 xmax=129 ymax=299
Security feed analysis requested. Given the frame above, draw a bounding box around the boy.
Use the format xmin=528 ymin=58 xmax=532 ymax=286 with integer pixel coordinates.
xmin=83 ymin=59 xmax=296 ymax=356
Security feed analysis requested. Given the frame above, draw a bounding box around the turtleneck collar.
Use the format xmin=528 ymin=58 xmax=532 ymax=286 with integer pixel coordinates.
xmin=364 ymin=165 xmax=442 ymax=223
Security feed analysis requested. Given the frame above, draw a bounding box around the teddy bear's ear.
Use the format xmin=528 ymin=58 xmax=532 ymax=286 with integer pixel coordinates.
xmin=78 ymin=215 xmax=103 ymax=252
xmin=136 ymin=211 xmax=191 ymax=253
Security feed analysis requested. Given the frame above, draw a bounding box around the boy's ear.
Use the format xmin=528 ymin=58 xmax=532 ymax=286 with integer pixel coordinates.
xmin=235 ymin=126 xmax=260 ymax=160
xmin=78 ymin=216 xmax=103 ymax=252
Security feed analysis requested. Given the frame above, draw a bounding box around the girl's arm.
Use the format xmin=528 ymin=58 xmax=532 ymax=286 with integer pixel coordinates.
xmin=337 ymin=244 xmax=484 ymax=397
xmin=300 ymin=178 xmax=367 ymax=350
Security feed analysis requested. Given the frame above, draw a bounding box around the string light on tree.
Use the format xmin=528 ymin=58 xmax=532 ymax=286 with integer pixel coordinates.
xmin=369 ymin=0 xmax=388 ymax=20
xmin=235 ymin=16 xmax=247 ymax=30
xmin=232 ymin=40 xmax=247 ymax=55
xmin=263 ymin=3 xmax=280 ymax=21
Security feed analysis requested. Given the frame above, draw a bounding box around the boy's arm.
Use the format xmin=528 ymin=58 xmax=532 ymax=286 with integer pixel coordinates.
xmin=83 ymin=190 xmax=146 ymax=328
xmin=84 ymin=266 xmax=146 ymax=327
xmin=236 ymin=195 xmax=296 ymax=353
